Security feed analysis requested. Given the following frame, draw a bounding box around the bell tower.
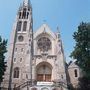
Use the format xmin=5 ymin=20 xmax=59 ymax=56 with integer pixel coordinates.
xmin=1 ymin=0 xmax=33 ymax=89
xmin=1 ymin=0 xmax=68 ymax=90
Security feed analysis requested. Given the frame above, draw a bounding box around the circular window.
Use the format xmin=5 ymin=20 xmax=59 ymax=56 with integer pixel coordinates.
xmin=37 ymin=37 xmax=51 ymax=52
xmin=18 ymin=35 xmax=24 ymax=42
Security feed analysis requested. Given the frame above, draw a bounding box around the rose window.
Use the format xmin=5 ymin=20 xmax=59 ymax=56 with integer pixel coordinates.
xmin=37 ymin=37 xmax=51 ymax=52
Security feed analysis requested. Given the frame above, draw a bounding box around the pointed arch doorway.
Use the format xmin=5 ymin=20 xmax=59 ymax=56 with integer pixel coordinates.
xmin=36 ymin=62 xmax=52 ymax=82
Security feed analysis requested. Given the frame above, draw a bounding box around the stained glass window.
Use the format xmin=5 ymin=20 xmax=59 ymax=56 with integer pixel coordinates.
xmin=37 ymin=37 xmax=51 ymax=52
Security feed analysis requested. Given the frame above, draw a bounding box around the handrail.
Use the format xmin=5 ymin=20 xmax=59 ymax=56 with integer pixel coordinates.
xmin=15 ymin=80 xmax=67 ymax=89
xmin=16 ymin=80 xmax=32 ymax=89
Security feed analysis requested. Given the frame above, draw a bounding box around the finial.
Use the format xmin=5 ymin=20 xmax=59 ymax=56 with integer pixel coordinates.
xmin=56 ymin=26 xmax=61 ymax=39
xmin=57 ymin=26 xmax=60 ymax=33
xmin=43 ymin=20 xmax=46 ymax=23
xmin=23 ymin=0 xmax=30 ymax=6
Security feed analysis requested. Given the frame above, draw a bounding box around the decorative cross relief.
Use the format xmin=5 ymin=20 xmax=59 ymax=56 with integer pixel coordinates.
xmin=23 ymin=0 xmax=29 ymax=6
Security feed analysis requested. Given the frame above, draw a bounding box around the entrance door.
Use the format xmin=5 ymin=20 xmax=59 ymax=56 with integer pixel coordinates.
xmin=37 ymin=74 xmax=43 ymax=81
xmin=37 ymin=65 xmax=52 ymax=82
xmin=37 ymin=74 xmax=51 ymax=81
xmin=45 ymin=74 xmax=51 ymax=81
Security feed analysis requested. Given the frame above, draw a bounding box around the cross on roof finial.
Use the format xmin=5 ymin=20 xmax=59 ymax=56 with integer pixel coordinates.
xmin=23 ymin=0 xmax=30 ymax=6
xmin=43 ymin=20 xmax=46 ymax=22
xmin=57 ymin=26 xmax=60 ymax=33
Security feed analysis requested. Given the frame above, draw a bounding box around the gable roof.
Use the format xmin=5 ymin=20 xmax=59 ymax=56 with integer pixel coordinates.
xmin=34 ymin=24 xmax=56 ymax=39
xmin=68 ymin=61 xmax=79 ymax=68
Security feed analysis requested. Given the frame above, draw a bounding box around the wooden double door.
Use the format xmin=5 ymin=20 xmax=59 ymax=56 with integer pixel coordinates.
xmin=37 ymin=74 xmax=51 ymax=82
xmin=37 ymin=64 xmax=52 ymax=82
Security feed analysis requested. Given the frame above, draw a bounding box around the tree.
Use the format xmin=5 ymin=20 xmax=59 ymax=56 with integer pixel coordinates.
xmin=77 ymin=77 xmax=90 ymax=90
xmin=0 ymin=36 xmax=7 ymax=85
xmin=71 ymin=22 xmax=90 ymax=77
xmin=70 ymin=22 xmax=90 ymax=90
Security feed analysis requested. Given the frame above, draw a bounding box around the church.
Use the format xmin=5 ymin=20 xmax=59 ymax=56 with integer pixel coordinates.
xmin=1 ymin=0 xmax=80 ymax=90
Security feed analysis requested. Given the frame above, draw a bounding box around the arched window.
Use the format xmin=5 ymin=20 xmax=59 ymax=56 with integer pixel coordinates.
xmin=23 ymin=21 xmax=27 ymax=31
xmin=74 ymin=69 xmax=78 ymax=77
xmin=61 ymin=75 xmax=63 ymax=79
xmin=22 ymin=8 xmax=26 ymax=19
xmin=27 ymin=12 xmax=29 ymax=19
xmin=19 ymin=12 xmax=22 ymax=19
xmin=14 ymin=67 xmax=19 ymax=78
xmin=16 ymin=21 xmax=22 ymax=31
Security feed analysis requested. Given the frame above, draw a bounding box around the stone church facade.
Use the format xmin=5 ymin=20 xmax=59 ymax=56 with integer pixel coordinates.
xmin=1 ymin=0 xmax=80 ymax=90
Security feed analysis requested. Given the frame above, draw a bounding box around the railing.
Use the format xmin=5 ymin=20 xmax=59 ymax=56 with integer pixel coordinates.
xmin=53 ymin=81 xmax=68 ymax=89
xmin=15 ymin=80 xmax=37 ymax=90
xmin=16 ymin=80 xmax=32 ymax=89
xmin=0 ymin=80 xmax=68 ymax=90
xmin=16 ymin=80 xmax=67 ymax=89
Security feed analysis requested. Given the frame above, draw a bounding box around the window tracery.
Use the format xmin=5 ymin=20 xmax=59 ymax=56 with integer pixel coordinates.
xmin=16 ymin=21 xmax=22 ymax=31
xmin=22 ymin=8 xmax=27 ymax=19
xmin=23 ymin=21 xmax=27 ymax=31
xmin=37 ymin=37 xmax=51 ymax=52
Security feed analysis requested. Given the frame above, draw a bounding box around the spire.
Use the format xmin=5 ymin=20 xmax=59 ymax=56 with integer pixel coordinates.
xmin=57 ymin=26 xmax=61 ymax=39
xmin=23 ymin=0 xmax=30 ymax=6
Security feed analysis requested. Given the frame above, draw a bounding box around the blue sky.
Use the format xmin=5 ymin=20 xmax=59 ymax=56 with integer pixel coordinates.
xmin=0 ymin=0 xmax=90 ymax=62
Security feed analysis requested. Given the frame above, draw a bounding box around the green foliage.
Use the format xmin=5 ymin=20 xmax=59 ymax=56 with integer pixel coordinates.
xmin=0 ymin=36 xmax=7 ymax=83
xmin=77 ymin=76 xmax=90 ymax=90
xmin=70 ymin=22 xmax=90 ymax=77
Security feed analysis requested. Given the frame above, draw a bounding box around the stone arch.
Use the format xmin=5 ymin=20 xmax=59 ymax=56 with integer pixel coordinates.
xmin=41 ymin=87 xmax=49 ymax=90
xmin=36 ymin=62 xmax=52 ymax=82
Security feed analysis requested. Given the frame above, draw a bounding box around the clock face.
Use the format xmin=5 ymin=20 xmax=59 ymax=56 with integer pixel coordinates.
xmin=37 ymin=37 xmax=51 ymax=52
xmin=18 ymin=35 xmax=24 ymax=42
